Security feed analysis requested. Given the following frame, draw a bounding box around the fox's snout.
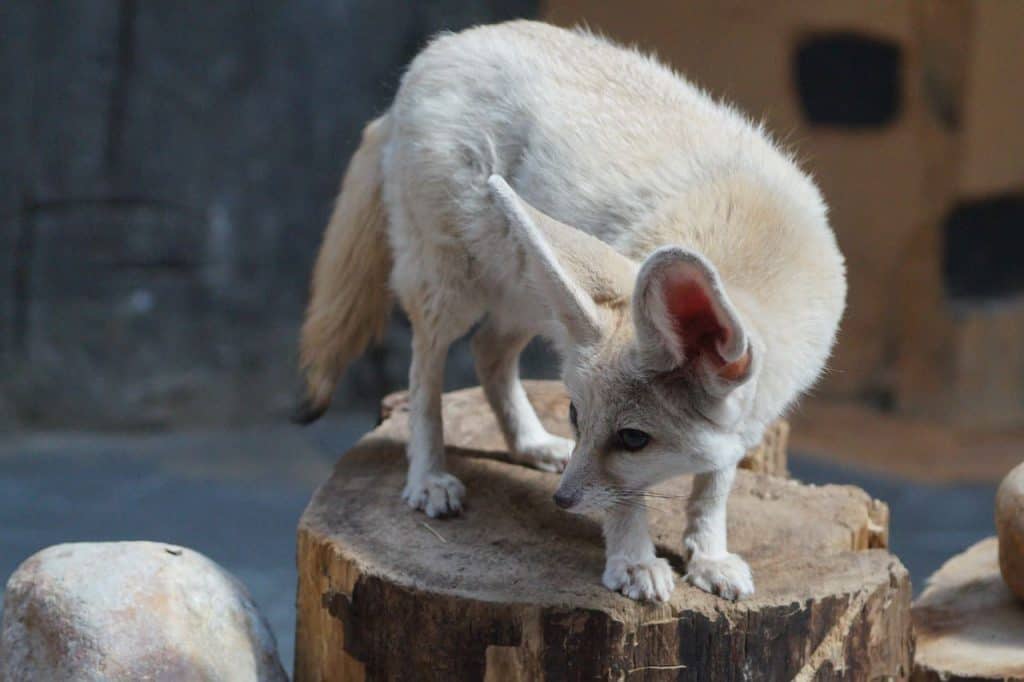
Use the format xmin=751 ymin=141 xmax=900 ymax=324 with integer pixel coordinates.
xmin=552 ymin=488 xmax=579 ymax=510
xmin=553 ymin=458 xmax=589 ymax=511
xmin=553 ymin=444 xmax=596 ymax=512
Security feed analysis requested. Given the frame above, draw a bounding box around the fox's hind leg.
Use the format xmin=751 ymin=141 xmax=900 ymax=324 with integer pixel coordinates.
xmin=399 ymin=294 xmax=478 ymax=517
xmin=393 ymin=240 xmax=481 ymax=518
xmin=471 ymin=316 xmax=573 ymax=473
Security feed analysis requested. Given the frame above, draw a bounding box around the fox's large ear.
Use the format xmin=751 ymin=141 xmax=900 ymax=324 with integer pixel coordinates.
xmin=487 ymin=175 xmax=636 ymax=344
xmin=633 ymin=247 xmax=752 ymax=388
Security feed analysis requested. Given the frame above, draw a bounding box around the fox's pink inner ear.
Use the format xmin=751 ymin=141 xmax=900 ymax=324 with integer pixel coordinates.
xmin=634 ymin=246 xmax=751 ymax=385
xmin=663 ymin=273 xmax=725 ymax=359
xmin=661 ymin=267 xmax=749 ymax=380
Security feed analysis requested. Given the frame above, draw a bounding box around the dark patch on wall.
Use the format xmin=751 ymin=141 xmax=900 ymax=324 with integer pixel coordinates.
xmin=943 ymin=194 xmax=1024 ymax=302
xmin=795 ymin=32 xmax=902 ymax=128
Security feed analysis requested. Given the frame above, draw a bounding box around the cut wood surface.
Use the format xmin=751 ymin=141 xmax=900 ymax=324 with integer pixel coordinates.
xmin=297 ymin=383 xmax=906 ymax=680
xmin=913 ymin=537 xmax=1024 ymax=681
xmin=380 ymin=381 xmax=790 ymax=477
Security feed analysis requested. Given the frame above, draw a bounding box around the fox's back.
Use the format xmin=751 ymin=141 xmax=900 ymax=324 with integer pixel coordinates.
xmin=387 ymin=21 xmax=831 ymax=256
xmin=387 ymin=21 xmax=765 ymax=240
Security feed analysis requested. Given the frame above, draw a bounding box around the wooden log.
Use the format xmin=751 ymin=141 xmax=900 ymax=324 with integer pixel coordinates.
xmin=296 ymin=384 xmax=908 ymax=680
xmin=379 ymin=380 xmax=790 ymax=477
xmin=912 ymin=537 xmax=1024 ymax=681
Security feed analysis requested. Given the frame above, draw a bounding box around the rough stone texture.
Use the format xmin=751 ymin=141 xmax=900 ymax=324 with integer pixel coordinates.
xmin=0 ymin=0 xmax=538 ymax=430
xmin=912 ymin=537 xmax=1024 ymax=681
xmin=997 ymin=461 xmax=1024 ymax=600
xmin=0 ymin=541 xmax=287 ymax=681
xmin=296 ymin=386 xmax=908 ymax=681
xmin=380 ymin=380 xmax=791 ymax=477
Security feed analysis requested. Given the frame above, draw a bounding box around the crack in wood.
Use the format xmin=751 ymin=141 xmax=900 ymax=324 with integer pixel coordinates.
xmin=627 ymin=663 xmax=687 ymax=674
xmin=794 ymin=588 xmax=872 ymax=681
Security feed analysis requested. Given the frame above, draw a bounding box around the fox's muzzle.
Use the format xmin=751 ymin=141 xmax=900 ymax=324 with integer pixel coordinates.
xmin=554 ymin=445 xmax=595 ymax=511
xmin=553 ymin=488 xmax=579 ymax=509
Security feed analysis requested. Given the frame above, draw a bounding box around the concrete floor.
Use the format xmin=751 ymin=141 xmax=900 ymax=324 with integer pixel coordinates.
xmin=0 ymin=416 xmax=998 ymax=675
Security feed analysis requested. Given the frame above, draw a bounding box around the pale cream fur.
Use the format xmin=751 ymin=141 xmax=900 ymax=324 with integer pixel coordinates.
xmin=297 ymin=116 xmax=392 ymax=419
xmin=297 ymin=21 xmax=846 ymax=602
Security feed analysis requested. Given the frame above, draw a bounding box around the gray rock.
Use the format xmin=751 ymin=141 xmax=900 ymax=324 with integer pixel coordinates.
xmin=0 ymin=542 xmax=287 ymax=682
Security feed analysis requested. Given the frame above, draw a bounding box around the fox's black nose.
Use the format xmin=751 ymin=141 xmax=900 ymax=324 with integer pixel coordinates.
xmin=553 ymin=490 xmax=576 ymax=509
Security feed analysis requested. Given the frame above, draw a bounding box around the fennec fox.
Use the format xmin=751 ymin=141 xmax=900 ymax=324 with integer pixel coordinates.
xmin=295 ymin=21 xmax=845 ymax=602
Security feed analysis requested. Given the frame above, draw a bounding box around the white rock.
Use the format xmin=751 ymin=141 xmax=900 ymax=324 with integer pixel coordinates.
xmin=0 ymin=542 xmax=287 ymax=682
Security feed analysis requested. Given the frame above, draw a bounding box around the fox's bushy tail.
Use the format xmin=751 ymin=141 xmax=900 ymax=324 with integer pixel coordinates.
xmin=293 ymin=115 xmax=393 ymax=424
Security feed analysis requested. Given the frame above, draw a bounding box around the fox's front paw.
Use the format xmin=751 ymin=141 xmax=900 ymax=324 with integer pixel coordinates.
xmin=402 ymin=472 xmax=465 ymax=518
xmin=684 ymin=552 xmax=754 ymax=601
xmin=513 ymin=433 xmax=573 ymax=473
xmin=603 ymin=555 xmax=675 ymax=602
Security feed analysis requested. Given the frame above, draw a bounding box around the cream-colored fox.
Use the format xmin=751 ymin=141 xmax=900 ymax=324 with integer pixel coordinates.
xmin=295 ymin=21 xmax=846 ymax=602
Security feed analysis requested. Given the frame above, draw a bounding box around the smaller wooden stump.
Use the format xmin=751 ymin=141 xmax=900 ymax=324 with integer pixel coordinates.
xmin=296 ymin=383 xmax=908 ymax=681
xmin=913 ymin=537 xmax=1024 ymax=681
xmin=380 ymin=380 xmax=790 ymax=477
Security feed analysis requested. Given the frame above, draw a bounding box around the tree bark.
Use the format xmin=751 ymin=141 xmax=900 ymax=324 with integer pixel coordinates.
xmin=297 ymin=383 xmax=910 ymax=681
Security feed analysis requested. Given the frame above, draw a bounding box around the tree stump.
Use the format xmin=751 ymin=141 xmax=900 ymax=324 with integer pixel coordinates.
xmin=912 ymin=537 xmax=1024 ymax=681
xmin=379 ymin=381 xmax=790 ymax=477
xmin=297 ymin=383 xmax=909 ymax=681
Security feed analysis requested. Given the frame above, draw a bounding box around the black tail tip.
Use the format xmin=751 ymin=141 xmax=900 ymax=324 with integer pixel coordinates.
xmin=291 ymin=396 xmax=328 ymax=425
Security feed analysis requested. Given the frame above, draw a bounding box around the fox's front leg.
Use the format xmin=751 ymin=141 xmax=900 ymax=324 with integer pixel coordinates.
xmin=683 ymin=465 xmax=753 ymax=600
xmin=602 ymin=504 xmax=675 ymax=602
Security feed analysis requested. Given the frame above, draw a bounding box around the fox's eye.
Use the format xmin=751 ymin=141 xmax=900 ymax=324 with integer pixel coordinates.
xmin=616 ymin=428 xmax=650 ymax=452
xmin=569 ymin=402 xmax=578 ymax=430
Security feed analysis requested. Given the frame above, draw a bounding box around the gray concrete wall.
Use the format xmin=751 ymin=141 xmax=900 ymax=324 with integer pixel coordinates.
xmin=0 ymin=0 xmax=541 ymax=429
